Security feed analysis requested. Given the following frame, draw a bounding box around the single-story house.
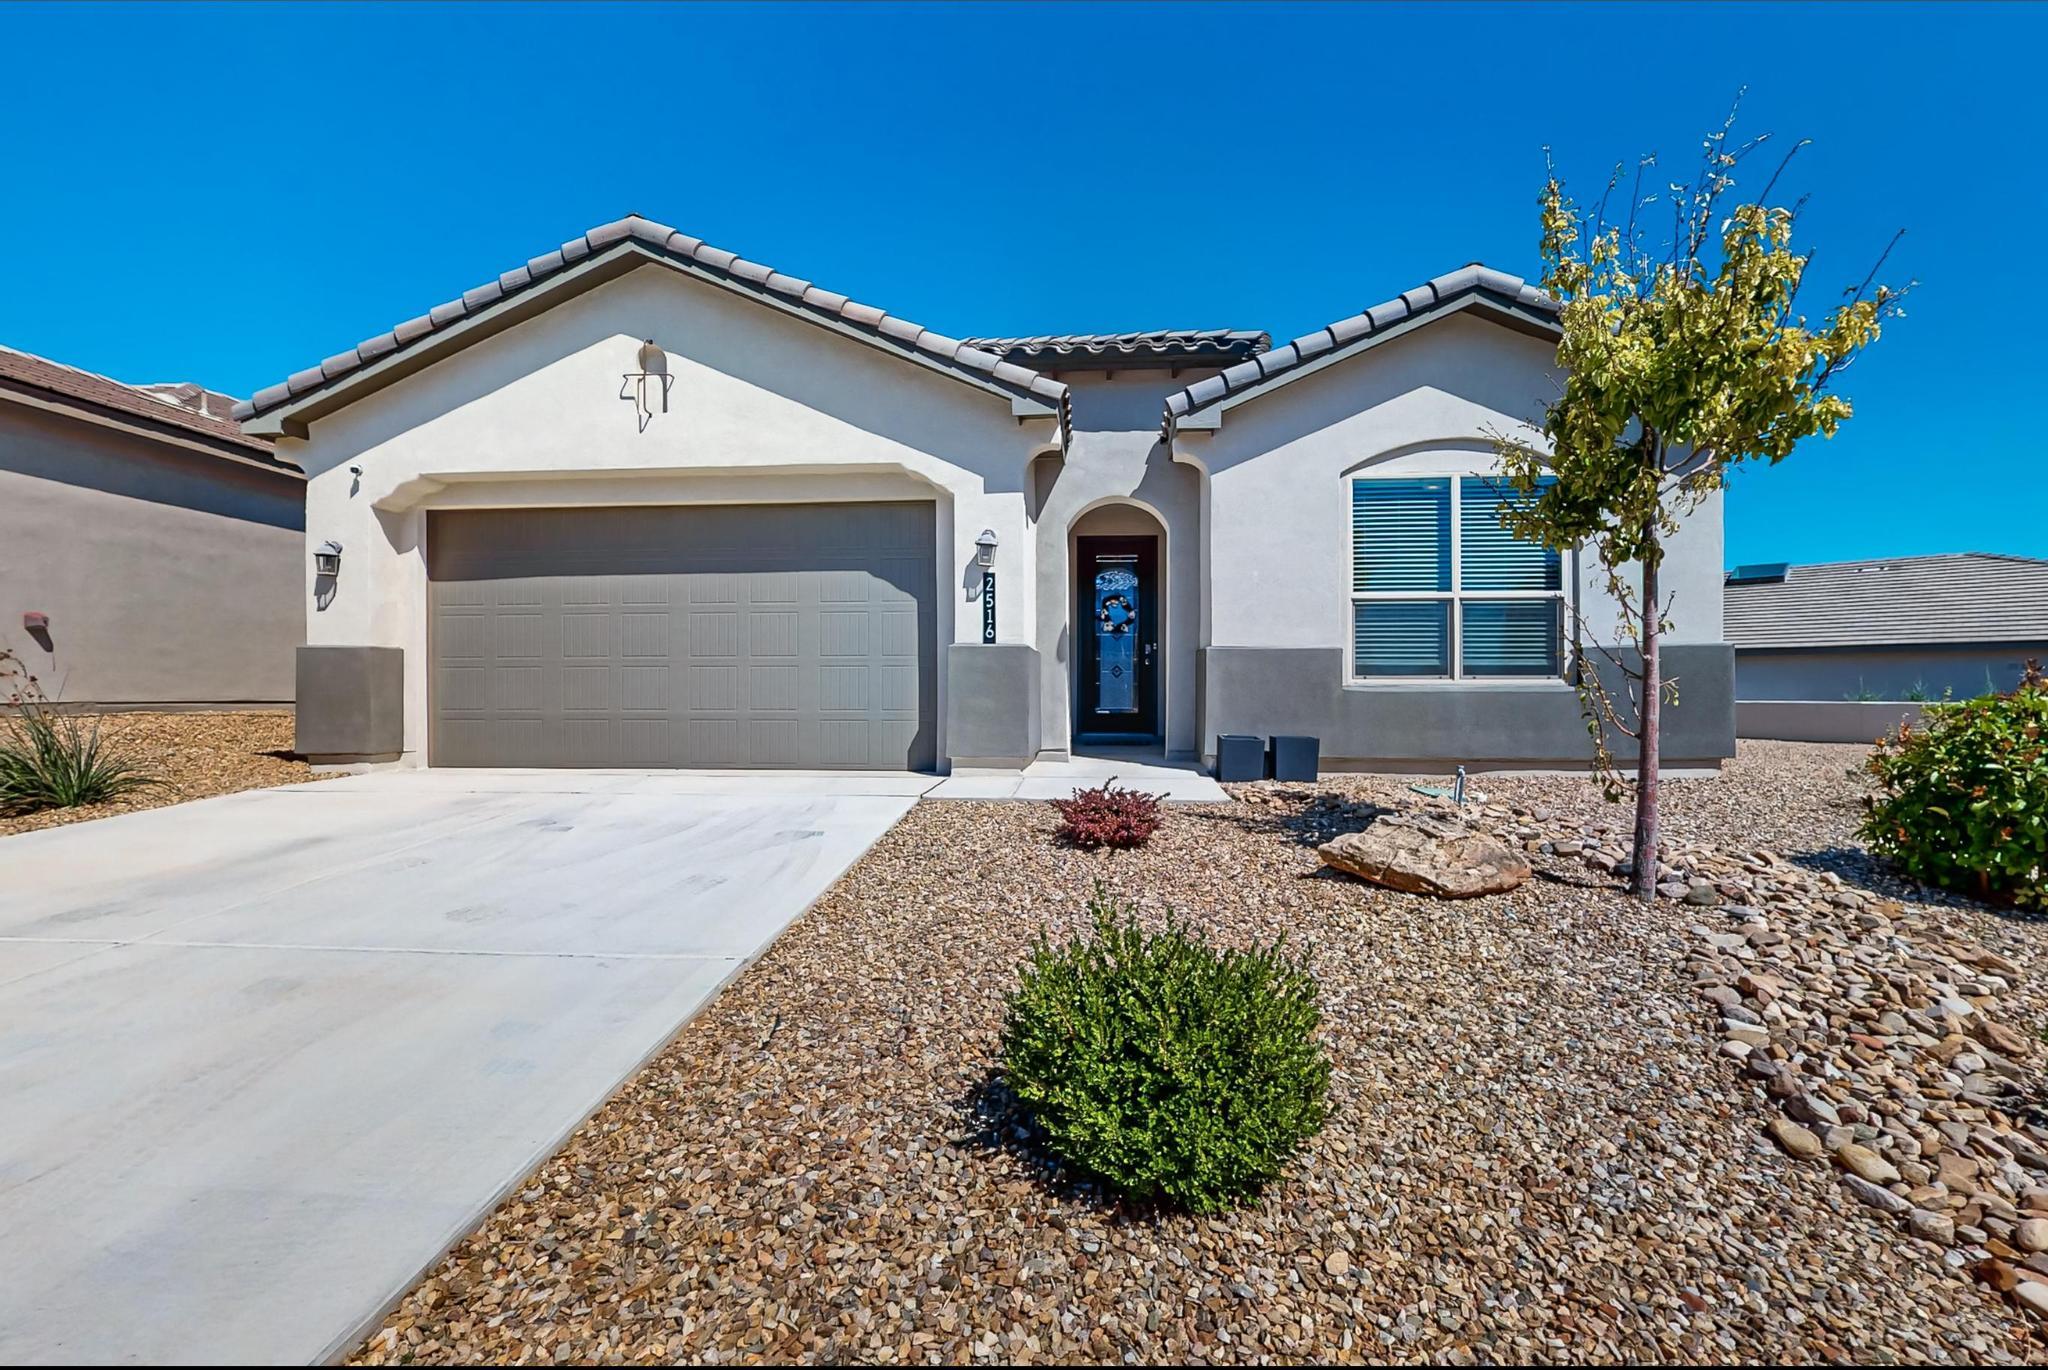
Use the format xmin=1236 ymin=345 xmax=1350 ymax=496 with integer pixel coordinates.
xmin=238 ymin=216 xmax=1733 ymax=773
xmin=0 ymin=345 xmax=304 ymax=708
xmin=1727 ymin=554 xmax=2048 ymax=704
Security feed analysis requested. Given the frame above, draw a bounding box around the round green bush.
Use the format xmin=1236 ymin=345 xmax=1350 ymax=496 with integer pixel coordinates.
xmin=1861 ymin=670 xmax=2047 ymax=907
xmin=999 ymin=887 xmax=1330 ymax=1212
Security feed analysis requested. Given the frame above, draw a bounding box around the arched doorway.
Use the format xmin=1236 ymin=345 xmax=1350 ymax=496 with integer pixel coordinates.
xmin=1070 ymin=502 xmax=1167 ymax=745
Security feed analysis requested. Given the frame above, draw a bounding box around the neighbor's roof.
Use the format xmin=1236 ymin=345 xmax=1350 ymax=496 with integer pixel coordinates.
xmin=237 ymin=215 xmax=1070 ymax=436
xmin=1724 ymin=554 xmax=2048 ymax=650
xmin=1162 ymin=265 xmax=1559 ymax=432
xmin=963 ymin=329 xmax=1270 ymax=370
xmin=0 ymin=344 xmax=292 ymax=469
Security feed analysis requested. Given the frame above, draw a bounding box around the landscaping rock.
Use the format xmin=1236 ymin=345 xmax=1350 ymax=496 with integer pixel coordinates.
xmin=1768 ymin=1118 xmax=1823 ymax=1161
xmin=1316 ymin=814 xmax=1530 ymax=898
xmin=1838 ymin=1143 xmax=1903 ymax=1186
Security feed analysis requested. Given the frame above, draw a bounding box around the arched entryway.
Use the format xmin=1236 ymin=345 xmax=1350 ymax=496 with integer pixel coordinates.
xmin=1070 ymin=501 xmax=1168 ymax=746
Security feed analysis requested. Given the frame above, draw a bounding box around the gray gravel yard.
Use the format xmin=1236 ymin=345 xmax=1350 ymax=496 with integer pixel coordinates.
xmin=353 ymin=742 xmax=2046 ymax=1365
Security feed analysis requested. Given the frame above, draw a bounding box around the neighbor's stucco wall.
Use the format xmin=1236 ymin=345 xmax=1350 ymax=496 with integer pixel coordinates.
xmin=1184 ymin=313 xmax=1723 ymax=653
xmin=284 ymin=262 xmax=1055 ymax=764
xmin=0 ymin=402 xmax=303 ymax=706
xmin=1736 ymin=643 xmax=2048 ymax=702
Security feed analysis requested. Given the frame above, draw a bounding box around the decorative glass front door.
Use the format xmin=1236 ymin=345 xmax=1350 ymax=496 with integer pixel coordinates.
xmin=1093 ymin=561 xmax=1139 ymax=713
xmin=1075 ymin=536 xmax=1158 ymax=738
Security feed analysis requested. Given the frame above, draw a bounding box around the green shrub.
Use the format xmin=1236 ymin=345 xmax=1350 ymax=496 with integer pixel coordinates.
xmin=0 ymin=700 xmax=160 ymax=814
xmin=1861 ymin=667 xmax=2047 ymax=906
xmin=999 ymin=887 xmax=1330 ymax=1212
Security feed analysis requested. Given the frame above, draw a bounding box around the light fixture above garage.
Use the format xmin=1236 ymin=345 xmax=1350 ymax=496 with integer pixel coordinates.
xmin=619 ymin=338 xmax=674 ymax=432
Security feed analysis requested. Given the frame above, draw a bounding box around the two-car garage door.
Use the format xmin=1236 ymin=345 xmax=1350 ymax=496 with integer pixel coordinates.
xmin=428 ymin=503 xmax=936 ymax=769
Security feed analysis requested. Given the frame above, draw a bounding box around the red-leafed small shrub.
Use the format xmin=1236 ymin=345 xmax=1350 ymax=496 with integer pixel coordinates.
xmin=1051 ymin=780 xmax=1164 ymax=850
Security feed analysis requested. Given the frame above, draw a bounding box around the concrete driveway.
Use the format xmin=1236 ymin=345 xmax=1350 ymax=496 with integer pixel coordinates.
xmin=0 ymin=769 xmax=926 ymax=1365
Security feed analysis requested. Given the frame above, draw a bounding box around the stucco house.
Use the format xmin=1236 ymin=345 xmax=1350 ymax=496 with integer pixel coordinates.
xmin=239 ymin=216 xmax=1733 ymax=773
xmin=0 ymin=346 xmax=304 ymax=708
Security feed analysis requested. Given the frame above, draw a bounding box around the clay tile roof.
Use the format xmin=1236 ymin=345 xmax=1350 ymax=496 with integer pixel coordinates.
xmin=962 ymin=329 xmax=1271 ymax=369
xmin=0 ymin=344 xmax=289 ymax=466
xmin=1161 ymin=265 xmax=1558 ymax=431
xmin=238 ymin=215 xmax=1070 ymax=425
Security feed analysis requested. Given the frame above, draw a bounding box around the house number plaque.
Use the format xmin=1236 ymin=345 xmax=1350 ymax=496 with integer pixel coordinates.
xmin=981 ymin=570 xmax=997 ymax=643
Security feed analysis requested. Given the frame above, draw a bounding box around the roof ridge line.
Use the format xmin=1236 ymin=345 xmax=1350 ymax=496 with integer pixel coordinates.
xmin=238 ymin=214 xmax=1070 ymax=426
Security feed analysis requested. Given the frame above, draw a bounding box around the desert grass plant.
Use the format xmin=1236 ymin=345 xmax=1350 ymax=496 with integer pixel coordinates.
xmin=0 ymin=649 xmax=159 ymax=814
xmin=1000 ymin=886 xmax=1330 ymax=1213
xmin=1861 ymin=661 xmax=2046 ymax=907
xmin=1049 ymin=779 xmax=1163 ymax=850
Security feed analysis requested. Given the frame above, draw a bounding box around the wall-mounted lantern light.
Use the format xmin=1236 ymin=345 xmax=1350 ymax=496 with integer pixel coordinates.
xmin=314 ymin=540 xmax=344 ymax=578
xmin=22 ymin=611 xmax=49 ymax=633
xmin=619 ymin=338 xmax=674 ymax=432
xmin=975 ymin=528 xmax=999 ymax=568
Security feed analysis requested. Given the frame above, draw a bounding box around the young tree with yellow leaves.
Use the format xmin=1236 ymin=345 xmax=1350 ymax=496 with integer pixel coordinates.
xmin=1494 ymin=103 xmax=1907 ymax=902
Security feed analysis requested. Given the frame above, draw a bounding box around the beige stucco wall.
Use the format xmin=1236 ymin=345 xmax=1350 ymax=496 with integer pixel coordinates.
xmin=284 ymin=262 xmax=1058 ymax=765
xmin=1181 ymin=312 xmax=1724 ymax=654
xmin=0 ymin=402 xmax=303 ymax=706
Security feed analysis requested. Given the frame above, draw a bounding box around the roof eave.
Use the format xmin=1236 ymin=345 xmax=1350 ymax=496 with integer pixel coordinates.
xmin=243 ymin=236 xmax=1068 ymax=440
xmin=0 ymin=376 xmax=300 ymax=476
xmin=1161 ymin=287 xmax=1558 ymax=437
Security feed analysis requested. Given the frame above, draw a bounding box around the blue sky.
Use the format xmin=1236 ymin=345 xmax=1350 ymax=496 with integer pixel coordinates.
xmin=1 ymin=2 xmax=2038 ymax=567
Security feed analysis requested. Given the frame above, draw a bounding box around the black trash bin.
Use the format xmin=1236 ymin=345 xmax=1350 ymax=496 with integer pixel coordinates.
xmin=1269 ymin=734 xmax=1321 ymax=783
xmin=1214 ymin=734 xmax=1266 ymax=782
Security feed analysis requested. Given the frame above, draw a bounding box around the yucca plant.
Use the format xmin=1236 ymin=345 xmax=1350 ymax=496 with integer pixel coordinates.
xmin=0 ymin=652 xmax=160 ymax=813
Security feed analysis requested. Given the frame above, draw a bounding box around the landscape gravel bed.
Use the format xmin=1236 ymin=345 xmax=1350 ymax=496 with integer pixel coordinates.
xmin=0 ymin=709 xmax=319 ymax=837
xmin=355 ymin=742 xmax=2043 ymax=1364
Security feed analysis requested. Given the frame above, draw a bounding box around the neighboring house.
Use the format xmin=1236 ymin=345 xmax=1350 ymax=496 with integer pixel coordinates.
xmin=238 ymin=216 xmax=1733 ymax=771
xmin=1726 ymin=554 xmax=2048 ymax=701
xmin=0 ymin=346 xmax=305 ymax=708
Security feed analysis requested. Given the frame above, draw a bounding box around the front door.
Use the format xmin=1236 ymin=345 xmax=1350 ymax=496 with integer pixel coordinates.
xmin=1075 ymin=535 xmax=1159 ymax=740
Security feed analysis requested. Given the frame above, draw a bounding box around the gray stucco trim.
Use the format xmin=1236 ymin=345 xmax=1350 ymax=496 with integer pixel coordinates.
xmin=1199 ymin=643 xmax=1736 ymax=768
xmin=1161 ymin=266 xmax=1560 ymax=435
xmin=295 ymin=646 xmax=404 ymax=762
xmin=1737 ymin=700 xmax=1922 ymax=745
xmin=238 ymin=218 xmax=1070 ymax=440
xmin=944 ymin=643 xmax=1041 ymax=768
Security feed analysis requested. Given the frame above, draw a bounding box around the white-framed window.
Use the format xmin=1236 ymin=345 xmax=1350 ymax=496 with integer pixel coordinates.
xmin=1349 ymin=473 xmax=1564 ymax=680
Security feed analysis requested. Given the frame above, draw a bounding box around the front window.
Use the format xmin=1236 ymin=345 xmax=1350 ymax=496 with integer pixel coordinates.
xmin=1350 ymin=474 xmax=1563 ymax=680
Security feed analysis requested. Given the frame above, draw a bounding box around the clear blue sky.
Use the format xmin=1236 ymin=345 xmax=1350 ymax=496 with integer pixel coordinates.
xmin=2 ymin=2 xmax=2038 ymax=567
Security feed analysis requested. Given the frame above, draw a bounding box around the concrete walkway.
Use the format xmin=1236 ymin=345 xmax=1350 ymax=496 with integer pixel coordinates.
xmin=923 ymin=748 xmax=1228 ymax=802
xmin=0 ymin=771 xmax=919 ymax=1365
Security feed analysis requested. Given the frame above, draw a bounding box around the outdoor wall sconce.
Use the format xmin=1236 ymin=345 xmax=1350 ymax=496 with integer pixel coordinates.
xmin=314 ymin=540 xmax=344 ymax=578
xmin=620 ymin=338 xmax=674 ymax=432
xmin=22 ymin=611 xmax=48 ymax=633
xmin=975 ymin=528 xmax=999 ymax=568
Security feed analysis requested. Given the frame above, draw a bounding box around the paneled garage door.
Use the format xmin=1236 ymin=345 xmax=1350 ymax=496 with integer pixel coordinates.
xmin=427 ymin=503 xmax=936 ymax=769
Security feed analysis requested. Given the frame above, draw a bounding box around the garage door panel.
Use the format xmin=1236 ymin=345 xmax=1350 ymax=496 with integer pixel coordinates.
xmin=429 ymin=503 xmax=936 ymax=770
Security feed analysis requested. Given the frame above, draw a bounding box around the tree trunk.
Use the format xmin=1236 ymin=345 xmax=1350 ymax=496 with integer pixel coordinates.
xmin=1632 ymin=524 xmax=1661 ymax=904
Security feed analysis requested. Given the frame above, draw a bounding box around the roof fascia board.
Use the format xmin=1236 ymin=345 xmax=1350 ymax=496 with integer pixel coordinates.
xmin=1173 ymin=293 xmax=1558 ymax=432
xmin=245 ymin=240 xmax=1060 ymax=437
xmin=0 ymin=379 xmax=301 ymax=478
